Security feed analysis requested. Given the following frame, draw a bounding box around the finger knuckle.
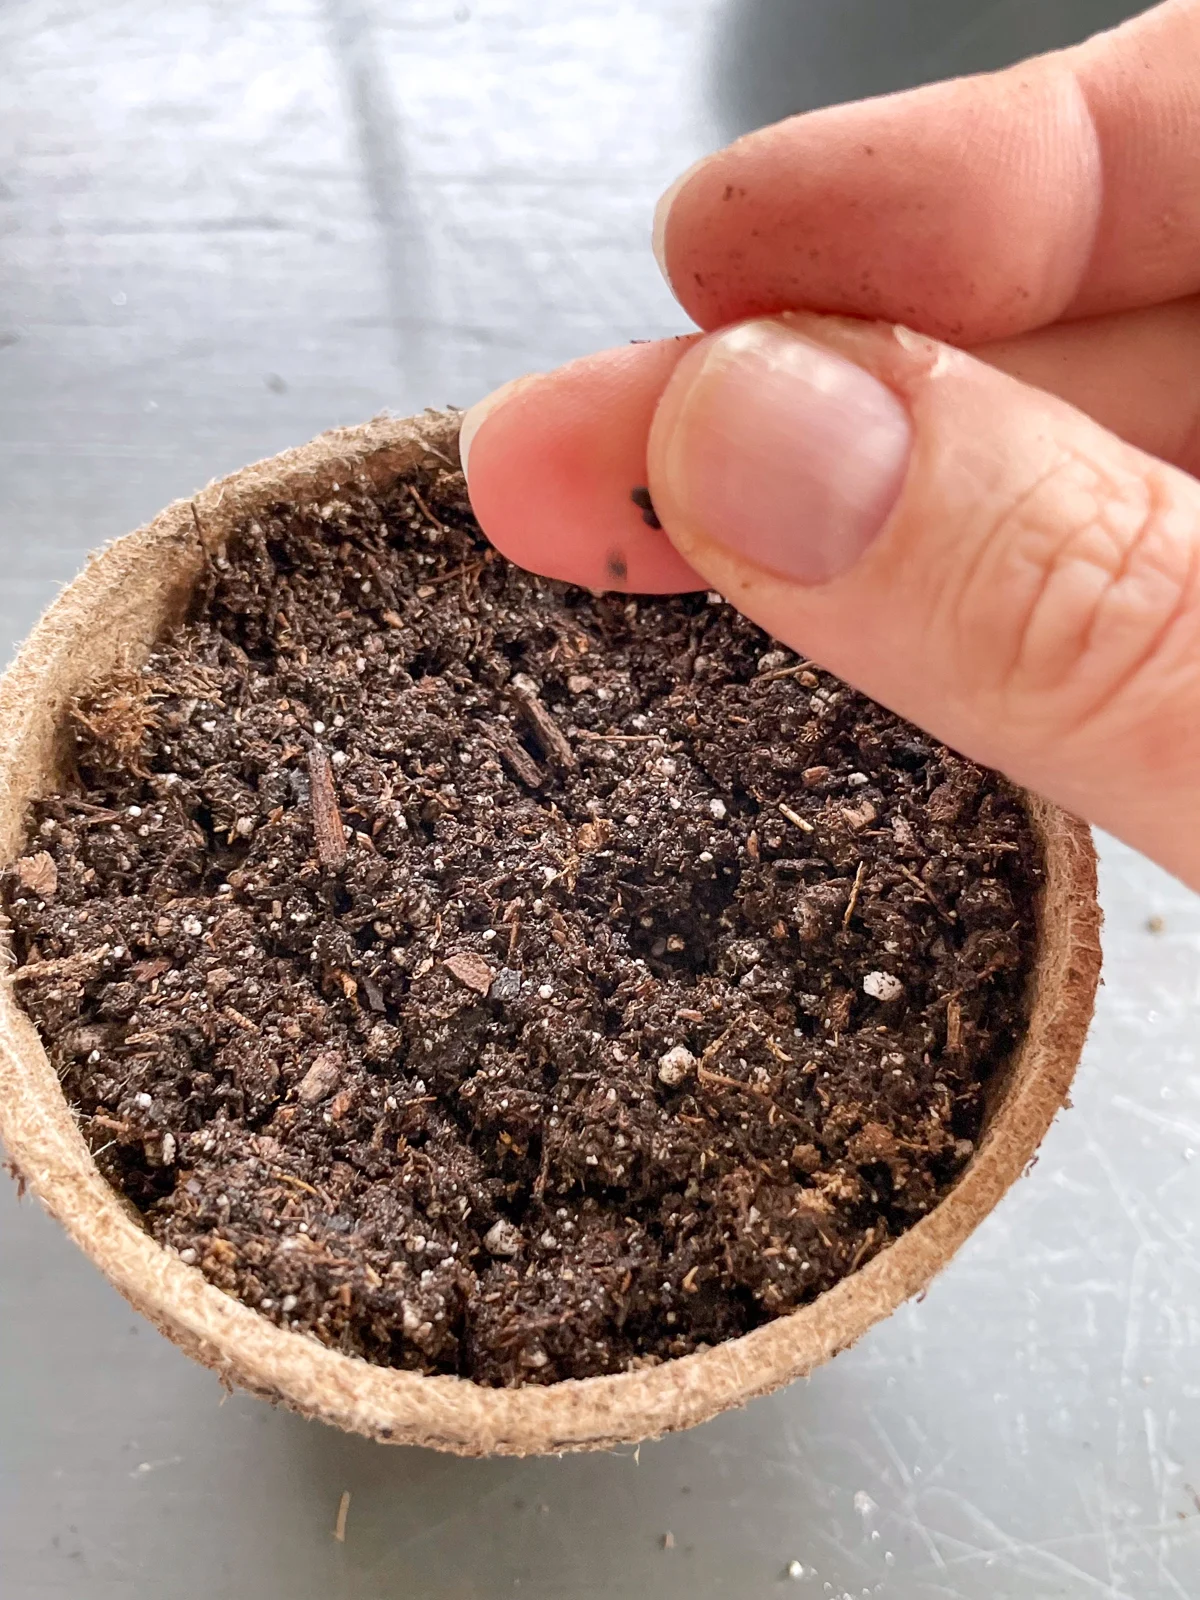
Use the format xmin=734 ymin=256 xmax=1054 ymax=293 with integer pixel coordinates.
xmin=952 ymin=447 xmax=1200 ymax=751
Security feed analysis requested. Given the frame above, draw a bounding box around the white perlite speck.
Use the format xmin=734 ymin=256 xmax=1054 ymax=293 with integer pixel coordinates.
xmin=484 ymin=1219 xmax=523 ymax=1257
xmin=708 ymin=798 xmax=727 ymax=821
xmin=863 ymin=970 xmax=904 ymax=1002
xmin=657 ymin=1045 xmax=696 ymax=1087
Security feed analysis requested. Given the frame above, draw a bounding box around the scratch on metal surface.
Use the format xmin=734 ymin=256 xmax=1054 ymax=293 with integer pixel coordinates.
xmin=1155 ymin=1557 xmax=1191 ymax=1600
xmin=1115 ymin=1245 xmax=1150 ymax=1473
xmin=1087 ymin=1136 xmax=1157 ymax=1251
xmin=1110 ymin=1095 xmax=1200 ymax=1149
xmin=1151 ymin=1160 xmax=1197 ymax=1218
xmin=1087 ymin=1135 xmax=1193 ymax=1257
xmin=1049 ymin=1167 xmax=1102 ymax=1198
xmin=921 ymin=1488 xmax=1140 ymax=1599
xmin=1087 ymin=1454 xmax=1200 ymax=1600
xmin=865 ymin=1411 xmax=947 ymax=1573
xmin=1090 ymin=1466 xmax=1122 ymax=1598
xmin=1153 ymin=1405 xmax=1188 ymax=1596
xmin=1014 ymin=1410 xmax=1030 ymax=1459
xmin=1143 ymin=1405 xmax=1169 ymax=1586
xmin=913 ymin=1446 xmax=958 ymax=1493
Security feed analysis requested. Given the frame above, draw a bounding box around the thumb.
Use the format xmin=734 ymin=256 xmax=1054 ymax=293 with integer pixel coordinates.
xmin=647 ymin=315 xmax=1200 ymax=889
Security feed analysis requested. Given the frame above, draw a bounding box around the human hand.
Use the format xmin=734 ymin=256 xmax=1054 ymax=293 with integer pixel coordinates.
xmin=460 ymin=0 xmax=1200 ymax=890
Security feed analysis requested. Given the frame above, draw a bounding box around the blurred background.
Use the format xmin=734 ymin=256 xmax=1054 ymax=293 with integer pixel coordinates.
xmin=5 ymin=2 xmax=1200 ymax=1597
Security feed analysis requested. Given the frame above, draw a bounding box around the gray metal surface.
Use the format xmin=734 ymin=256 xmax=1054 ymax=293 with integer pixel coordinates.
xmin=2 ymin=3 xmax=1195 ymax=1596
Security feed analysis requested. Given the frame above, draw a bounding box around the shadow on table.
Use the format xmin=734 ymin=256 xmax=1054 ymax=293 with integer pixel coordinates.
xmin=275 ymin=1397 xmax=746 ymax=1598
xmin=246 ymin=1363 xmax=873 ymax=1599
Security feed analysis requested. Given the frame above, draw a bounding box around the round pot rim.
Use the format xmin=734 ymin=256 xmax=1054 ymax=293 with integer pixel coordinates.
xmin=0 ymin=412 xmax=1102 ymax=1456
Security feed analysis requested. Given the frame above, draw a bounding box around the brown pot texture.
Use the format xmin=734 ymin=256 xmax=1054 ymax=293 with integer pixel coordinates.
xmin=0 ymin=411 xmax=1102 ymax=1456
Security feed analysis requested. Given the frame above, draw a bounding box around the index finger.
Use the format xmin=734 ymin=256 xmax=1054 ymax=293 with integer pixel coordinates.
xmin=658 ymin=0 xmax=1200 ymax=344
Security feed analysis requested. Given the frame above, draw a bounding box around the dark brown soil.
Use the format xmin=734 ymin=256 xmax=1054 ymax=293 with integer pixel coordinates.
xmin=4 ymin=457 xmax=1040 ymax=1386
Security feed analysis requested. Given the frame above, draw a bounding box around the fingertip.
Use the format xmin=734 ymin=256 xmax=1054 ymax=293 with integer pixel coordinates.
xmin=462 ymin=339 xmax=706 ymax=594
xmin=652 ymin=154 xmax=712 ymax=292
xmin=659 ymin=73 xmax=1098 ymax=343
xmin=459 ymin=375 xmax=543 ymax=485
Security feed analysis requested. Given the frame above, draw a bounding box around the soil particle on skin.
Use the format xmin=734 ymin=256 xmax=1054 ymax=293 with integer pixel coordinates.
xmin=4 ymin=461 xmax=1040 ymax=1386
xmin=630 ymin=486 xmax=662 ymax=530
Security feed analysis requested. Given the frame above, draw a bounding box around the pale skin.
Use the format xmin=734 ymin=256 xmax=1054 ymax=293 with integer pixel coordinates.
xmin=460 ymin=0 xmax=1200 ymax=892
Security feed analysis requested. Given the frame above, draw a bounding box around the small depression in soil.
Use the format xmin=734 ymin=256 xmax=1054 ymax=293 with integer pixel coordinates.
xmin=4 ymin=457 xmax=1040 ymax=1386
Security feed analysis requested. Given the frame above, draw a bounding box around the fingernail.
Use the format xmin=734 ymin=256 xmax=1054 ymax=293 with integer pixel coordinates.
xmin=651 ymin=155 xmax=708 ymax=288
xmin=459 ymin=375 xmax=539 ymax=484
xmin=656 ymin=319 xmax=913 ymax=584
